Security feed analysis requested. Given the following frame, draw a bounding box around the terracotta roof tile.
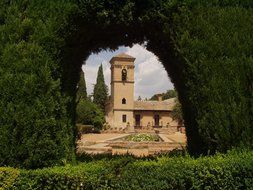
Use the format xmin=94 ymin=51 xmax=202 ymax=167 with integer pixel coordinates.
xmin=134 ymin=98 xmax=176 ymax=111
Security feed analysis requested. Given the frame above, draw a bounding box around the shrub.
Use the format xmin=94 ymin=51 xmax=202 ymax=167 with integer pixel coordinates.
xmin=0 ymin=151 xmax=252 ymax=189
xmin=0 ymin=167 xmax=19 ymax=190
xmin=76 ymin=124 xmax=100 ymax=140
xmin=76 ymin=99 xmax=104 ymax=130
xmin=77 ymin=124 xmax=94 ymax=134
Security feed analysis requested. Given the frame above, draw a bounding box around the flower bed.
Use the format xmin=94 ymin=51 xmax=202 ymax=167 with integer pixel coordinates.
xmin=126 ymin=134 xmax=161 ymax=142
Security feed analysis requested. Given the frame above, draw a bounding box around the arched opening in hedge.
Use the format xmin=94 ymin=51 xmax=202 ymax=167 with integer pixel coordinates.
xmin=60 ymin=19 xmax=202 ymax=155
xmin=60 ymin=1 xmax=253 ymax=158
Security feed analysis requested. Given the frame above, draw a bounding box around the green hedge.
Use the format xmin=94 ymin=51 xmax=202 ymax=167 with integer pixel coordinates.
xmin=0 ymin=0 xmax=252 ymax=168
xmin=166 ymin=2 xmax=253 ymax=154
xmin=0 ymin=151 xmax=252 ymax=189
xmin=0 ymin=1 xmax=77 ymax=168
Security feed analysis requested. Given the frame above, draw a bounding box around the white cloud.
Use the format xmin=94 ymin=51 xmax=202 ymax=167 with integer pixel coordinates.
xmin=83 ymin=44 xmax=174 ymax=99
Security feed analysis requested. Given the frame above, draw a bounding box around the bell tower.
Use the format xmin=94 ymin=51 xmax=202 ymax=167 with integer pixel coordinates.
xmin=109 ymin=53 xmax=135 ymax=128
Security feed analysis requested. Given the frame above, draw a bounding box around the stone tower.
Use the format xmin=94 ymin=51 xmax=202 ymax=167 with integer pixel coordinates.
xmin=109 ymin=53 xmax=135 ymax=129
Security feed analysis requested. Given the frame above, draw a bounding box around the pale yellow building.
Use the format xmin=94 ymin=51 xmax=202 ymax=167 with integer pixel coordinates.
xmin=105 ymin=53 xmax=179 ymax=131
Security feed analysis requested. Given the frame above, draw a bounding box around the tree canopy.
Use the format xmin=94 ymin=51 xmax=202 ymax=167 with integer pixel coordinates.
xmin=76 ymin=99 xmax=104 ymax=130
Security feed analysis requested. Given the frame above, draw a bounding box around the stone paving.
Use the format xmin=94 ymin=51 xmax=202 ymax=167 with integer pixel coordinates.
xmin=77 ymin=132 xmax=186 ymax=156
xmin=158 ymin=134 xmax=174 ymax=143
xmin=166 ymin=132 xmax=186 ymax=143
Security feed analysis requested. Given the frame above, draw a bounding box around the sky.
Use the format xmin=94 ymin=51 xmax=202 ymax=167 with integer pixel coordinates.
xmin=82 ymin=43 xmax=174 ymax=99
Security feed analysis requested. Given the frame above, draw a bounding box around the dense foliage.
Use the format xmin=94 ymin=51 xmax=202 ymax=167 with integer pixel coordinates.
xmin=0 ymin=150 xmax=252 ymax=189
xmin=0 ymin=0 xmax=77 ymax=168
xmin=93 ymin=64 xmax=108 ymax=112
xmin=0 ymin=0 xmax=252 ymax=168
xmin=76 ymin=99 xmax=104 ymax=130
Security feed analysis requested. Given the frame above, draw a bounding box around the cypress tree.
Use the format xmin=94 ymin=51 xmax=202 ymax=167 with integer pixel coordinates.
xmin=93 ymin=64 xmax=108 ymax=111
xmin=76 ymin=70 xmax=87 ymax=103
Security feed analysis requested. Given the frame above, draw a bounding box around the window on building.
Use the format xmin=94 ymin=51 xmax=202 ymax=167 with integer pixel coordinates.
xmin=122 ymin=69 xmax=127 ymax=81
xmin=122 ymin=98 xmax=126 ymax=104
xmin=122 ymin=114 xmax=127 ymax=123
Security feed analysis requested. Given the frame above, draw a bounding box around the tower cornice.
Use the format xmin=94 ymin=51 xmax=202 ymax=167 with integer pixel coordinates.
xmin=109 ymin=53 xmax=136 ymax=64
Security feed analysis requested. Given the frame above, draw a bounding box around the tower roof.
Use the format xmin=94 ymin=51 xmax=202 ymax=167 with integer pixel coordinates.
xmin=110 ymin=53 xmax=135 ymax=63
xmin=114 ymin=53 xmax=135 ymax=59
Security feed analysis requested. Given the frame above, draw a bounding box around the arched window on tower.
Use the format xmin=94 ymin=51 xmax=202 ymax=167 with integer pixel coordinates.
xmin=122 ymin=98 xmax=126 ymax=104
xmin=122 ymin=69 xmax=127 ymax=81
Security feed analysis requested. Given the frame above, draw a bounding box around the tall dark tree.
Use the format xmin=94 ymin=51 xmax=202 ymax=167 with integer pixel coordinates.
xmin=93 ymin=64 xmax=108 ymax=111
xmin=76 ymin=70 xmax=87 ymax=103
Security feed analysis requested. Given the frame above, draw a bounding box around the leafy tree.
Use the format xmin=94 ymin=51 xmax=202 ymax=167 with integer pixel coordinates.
xmin=76 ymin=70 xmax=87 ymax=103
xmin=163 ymin=89 xmax=177 ymax=100
xmin=137 ymin=96 xmax=142 ymax=101
xmin=93 ymin=64 xmax=108 ymax=111
xmin=76 ymin=99 xmax=104 ymax=130
xmin=150 ymin=94 xmax=161 ymax=101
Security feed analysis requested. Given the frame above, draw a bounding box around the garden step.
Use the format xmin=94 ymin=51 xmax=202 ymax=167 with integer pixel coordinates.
xmin=79 ymin=143 xmax=112 ymax=152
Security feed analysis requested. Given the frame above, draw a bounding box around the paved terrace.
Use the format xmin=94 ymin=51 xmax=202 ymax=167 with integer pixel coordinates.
xmin=77 ymin=132 xmax=186 ymax=156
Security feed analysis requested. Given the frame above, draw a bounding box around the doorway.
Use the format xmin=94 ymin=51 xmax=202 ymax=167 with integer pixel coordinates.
xmin=135 ymin=114 xmax=141 ymax=127
xmin=154 ymin=115 xmax=160 ymax=127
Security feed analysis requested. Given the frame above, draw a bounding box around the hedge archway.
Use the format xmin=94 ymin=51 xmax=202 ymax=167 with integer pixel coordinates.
xmin=0 ymin=0 xmax=252 ymax=168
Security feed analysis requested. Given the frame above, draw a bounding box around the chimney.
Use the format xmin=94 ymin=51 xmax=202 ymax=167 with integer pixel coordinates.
xmin=157 ymin=94 xmax=163 ymax=101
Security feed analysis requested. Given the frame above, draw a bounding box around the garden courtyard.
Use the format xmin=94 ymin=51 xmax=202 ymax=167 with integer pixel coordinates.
xmin=77 ymin=132 xmax=186 ymax=156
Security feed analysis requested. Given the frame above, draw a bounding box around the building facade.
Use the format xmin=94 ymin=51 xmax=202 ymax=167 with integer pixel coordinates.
xmin=105 ymin=53 xmax=179 ymax=131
